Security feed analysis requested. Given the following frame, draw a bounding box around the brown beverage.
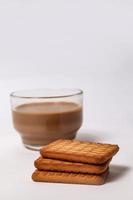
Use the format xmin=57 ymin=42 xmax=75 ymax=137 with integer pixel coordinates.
xmin=12 ymin=102 xmax=82 ymax=146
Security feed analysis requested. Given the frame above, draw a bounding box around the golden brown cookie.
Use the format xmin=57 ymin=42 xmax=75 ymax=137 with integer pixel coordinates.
xmin=32 ymin=169 xmax=109 ymax=185
xmin=34 ymin=157 xmax=111 ymax=174
xmin=40 ymin=139 xmax=119 ymax=164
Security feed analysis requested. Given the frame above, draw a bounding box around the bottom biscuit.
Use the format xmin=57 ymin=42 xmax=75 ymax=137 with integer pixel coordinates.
xmin=32 ymin=169 xmax=109 ymax=185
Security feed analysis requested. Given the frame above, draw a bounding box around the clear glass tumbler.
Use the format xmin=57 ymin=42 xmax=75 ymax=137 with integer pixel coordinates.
xmin=10 ymin=89 xmax=83 ymax=150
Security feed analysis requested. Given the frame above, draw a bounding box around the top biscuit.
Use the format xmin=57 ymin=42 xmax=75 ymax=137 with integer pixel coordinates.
xmin=40 ymin=139 xmax=119 ymax=164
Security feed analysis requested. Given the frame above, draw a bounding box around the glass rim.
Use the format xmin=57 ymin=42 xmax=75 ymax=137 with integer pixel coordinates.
xmin=10 ymin=88 xmax=83 ymax=99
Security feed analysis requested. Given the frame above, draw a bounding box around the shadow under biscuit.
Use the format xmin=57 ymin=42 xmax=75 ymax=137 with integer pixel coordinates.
xmin=77 ymin=131 xmax=131 ymax=183
xmin=107 ymin=164 xmax=131 ymax=182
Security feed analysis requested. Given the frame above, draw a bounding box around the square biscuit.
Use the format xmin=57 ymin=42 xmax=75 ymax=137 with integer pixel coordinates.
xmin=40 ymin=139 xmax=119 ymax=164
xmin=34 ymin=157 xmax=111 ymax=174
xmin=32 ymin=169 xmax=109 ymax=185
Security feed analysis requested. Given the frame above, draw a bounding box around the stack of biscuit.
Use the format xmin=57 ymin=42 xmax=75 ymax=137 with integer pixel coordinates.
xmin=32 ymin=139 xmax=119 ymax=185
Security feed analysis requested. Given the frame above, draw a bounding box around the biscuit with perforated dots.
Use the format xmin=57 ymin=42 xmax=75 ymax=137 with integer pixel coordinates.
xmin=32 ymin=169 xmax=109 ymax=185
xmin=40 ymin=139 xmax=119 ymax=164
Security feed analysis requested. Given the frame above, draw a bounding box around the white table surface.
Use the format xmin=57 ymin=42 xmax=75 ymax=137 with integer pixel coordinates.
xmin=0 ymin=125 xmax=133 ymax=200
xmin=0 ymin=76 xmax=133 ymax=200
xmin=0 ymin=75 xmax=133 ymax=200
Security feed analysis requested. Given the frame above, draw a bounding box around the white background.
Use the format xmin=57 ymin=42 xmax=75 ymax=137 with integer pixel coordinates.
xmin=0 ymin=0 xmax=133 ymax=199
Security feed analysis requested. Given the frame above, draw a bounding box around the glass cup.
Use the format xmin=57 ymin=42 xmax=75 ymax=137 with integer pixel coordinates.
xmin=10 ymin=89 xmax=83 ymax=150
